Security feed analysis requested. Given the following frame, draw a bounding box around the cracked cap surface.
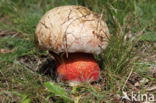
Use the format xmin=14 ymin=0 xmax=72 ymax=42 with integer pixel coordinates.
xmin=35 ymin=5 xmax=110 ymax=55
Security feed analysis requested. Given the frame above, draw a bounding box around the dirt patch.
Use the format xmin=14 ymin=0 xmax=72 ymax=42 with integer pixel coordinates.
xmin=19 ymin=54 xmax=57 ymax=80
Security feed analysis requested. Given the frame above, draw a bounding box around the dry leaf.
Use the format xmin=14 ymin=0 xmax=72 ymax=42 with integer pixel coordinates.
xmin=92 ymin=84 xmax=101 ymax=91
xmin=0 ymin=48 xmax=14 ymax=54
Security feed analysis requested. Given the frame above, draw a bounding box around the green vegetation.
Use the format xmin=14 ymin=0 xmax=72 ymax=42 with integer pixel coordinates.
xmin=0 ymin=0 xmax=155 ymax=102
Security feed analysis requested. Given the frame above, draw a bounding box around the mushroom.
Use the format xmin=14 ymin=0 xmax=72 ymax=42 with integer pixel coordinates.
xmin=35 ymin=5 xmax=110 ymax=84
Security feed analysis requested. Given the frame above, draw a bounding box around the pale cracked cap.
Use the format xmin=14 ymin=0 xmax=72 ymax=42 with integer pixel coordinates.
xmin=35 ymin=5 xmax=110 ymax=55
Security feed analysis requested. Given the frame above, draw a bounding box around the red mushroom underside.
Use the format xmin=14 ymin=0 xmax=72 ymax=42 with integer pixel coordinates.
xmin=56 ymin=53 xmax=100 ymax=82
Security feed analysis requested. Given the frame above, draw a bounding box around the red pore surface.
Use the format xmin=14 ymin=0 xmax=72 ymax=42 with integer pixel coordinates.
xmin=57 ymin=53 xmax=100 ymax=82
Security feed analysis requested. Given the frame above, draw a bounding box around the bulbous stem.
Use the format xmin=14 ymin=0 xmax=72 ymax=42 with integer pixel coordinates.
xmin=55 ymin=52 xmax=100 ymax=83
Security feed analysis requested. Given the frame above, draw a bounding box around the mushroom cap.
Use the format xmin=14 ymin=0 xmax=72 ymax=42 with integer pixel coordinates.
xmin=35 ymin=5 xmax=110 ymax=55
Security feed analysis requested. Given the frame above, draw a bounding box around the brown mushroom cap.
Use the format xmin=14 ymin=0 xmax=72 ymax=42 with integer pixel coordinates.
xmin=35 ymin=5 xmax=110 ymax=55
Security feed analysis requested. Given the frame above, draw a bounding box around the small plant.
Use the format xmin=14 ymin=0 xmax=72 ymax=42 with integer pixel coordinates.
xmin=44 ymin=82 xmax=73 ymax=103
xmin=20 ymin=95 xmax=31 ymax=103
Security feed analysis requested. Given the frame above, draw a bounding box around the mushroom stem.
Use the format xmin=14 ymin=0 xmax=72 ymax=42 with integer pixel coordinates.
xmin=56 ymin=53 xmax=100 ymax=83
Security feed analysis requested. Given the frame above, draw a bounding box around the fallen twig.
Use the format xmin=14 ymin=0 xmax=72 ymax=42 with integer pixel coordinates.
xmin=146 ymin=86 xmax=156 ymax=92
